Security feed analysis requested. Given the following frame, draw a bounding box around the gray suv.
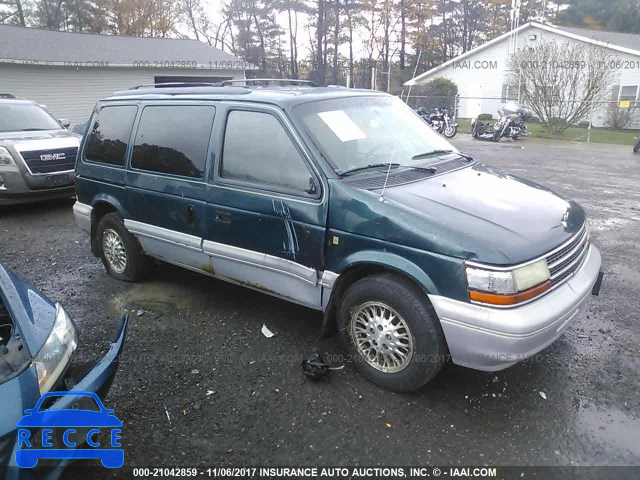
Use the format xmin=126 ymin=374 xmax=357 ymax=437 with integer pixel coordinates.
xmin=0 ymin=94 xmax=79 ymax=205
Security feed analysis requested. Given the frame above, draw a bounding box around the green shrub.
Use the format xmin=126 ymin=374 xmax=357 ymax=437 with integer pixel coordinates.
xmin=528 ymin=116 xmax=540 ymax=123
xmin=412 ymin=77 xmax=459 ymax=114
xmin=477 ymin=113 xmax=493 ymax=120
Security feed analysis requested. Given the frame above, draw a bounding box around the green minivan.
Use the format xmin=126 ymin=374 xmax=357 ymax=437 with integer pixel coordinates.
xmin=74 ymin=81 xmax=602 ymax=391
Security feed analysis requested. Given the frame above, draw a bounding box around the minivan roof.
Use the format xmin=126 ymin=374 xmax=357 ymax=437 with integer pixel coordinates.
xmin=105 ymin=84 xmax=390 ymax=107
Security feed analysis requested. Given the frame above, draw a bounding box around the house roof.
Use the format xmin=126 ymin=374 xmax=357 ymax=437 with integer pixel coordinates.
xmin=553 ymin=25 xmax=640 ymax=52
xmin=0 ymin=25 xmax=256 ymax=70
xmin=405 ymin=21 xmax=640 ymax=86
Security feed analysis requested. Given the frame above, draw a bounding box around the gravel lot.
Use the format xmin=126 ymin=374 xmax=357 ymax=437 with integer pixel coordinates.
xmin=1 ymin=136 xmax=639 ymax=476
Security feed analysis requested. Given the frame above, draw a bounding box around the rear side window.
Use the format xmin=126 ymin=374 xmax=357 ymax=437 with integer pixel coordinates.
xmin=221 ymin=110 xmax=312 ymax=194
xmin=85 ymin=105 xmax=137 ymax=166
xmin=131 ymin=105 xmax=215 ymax=178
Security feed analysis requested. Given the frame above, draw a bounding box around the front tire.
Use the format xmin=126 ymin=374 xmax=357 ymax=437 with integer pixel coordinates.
xmin=96 ymin=213 xmax=153 ymax=281
xmin=443 ymin=125 xmax=457 ymax=138
xmin=634 ymin=137 xmax=640 ymax=153
xmin=338 ymin=273 xmax=447 ymax=392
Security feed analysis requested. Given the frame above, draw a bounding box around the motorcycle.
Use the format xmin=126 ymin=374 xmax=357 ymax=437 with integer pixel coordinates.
xmin=470 ymin=117 xmax=493 ymax=139
xmin=634 ymin=136 xmax=640 ymax=153
xmin=492 ymin=102 xmax=531 ymax=142
xmin=416 ymin=107 xmax=458 ymax=138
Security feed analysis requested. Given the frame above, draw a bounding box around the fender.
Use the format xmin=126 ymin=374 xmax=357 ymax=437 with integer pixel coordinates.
xmin=333 ymin=250 xmax=439 ymax=294
xmin=91 ymin=194 xmax=129 ymax=220
xmin=320 ymin=250 xmax=440 ymax=337
xmin=89 ymin=194 xmax=130 ymax=256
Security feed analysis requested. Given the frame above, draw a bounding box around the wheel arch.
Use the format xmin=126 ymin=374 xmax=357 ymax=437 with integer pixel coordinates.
xmin=90 ymin=195 xmax=128 ymax=257
xmin=321 ymin=252 xmax=439 ymax=337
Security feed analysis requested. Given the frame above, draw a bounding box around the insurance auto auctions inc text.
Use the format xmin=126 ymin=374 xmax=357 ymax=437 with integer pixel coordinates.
xmin=202 ymin=467 xmax=498 ymax=478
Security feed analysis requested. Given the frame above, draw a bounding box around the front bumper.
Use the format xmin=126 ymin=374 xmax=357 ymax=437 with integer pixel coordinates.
xmin=3 ymin=315 xmax=129 ymax=480
xmin=0 ymin=168 xmax=75 ymax=206
xmin=429 ymin=245 xmax=602 ymax=371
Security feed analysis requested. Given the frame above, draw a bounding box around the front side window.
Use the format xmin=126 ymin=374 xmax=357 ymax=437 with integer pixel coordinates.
xmin=131 ymin=105 xmax=215 ymax=178
xmin=221 ymin=110 xmax=313 ymax=194
xmin=85 ymin=105 xmax=137 ymax=167
xmin=0 ymin=103 xmax=63 ymax=133
xmin=293 ymin=96 xmax=457 ymax=175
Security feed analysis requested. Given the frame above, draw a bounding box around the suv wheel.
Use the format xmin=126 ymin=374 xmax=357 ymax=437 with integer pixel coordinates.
xmin=96 ymin=213 xmax=152 ymax=281
xmin=338 ymin=273 xmax=447 ymax=392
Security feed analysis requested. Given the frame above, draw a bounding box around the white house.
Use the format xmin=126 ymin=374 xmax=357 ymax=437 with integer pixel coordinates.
xmin=404 ymin=22 xmax=640 ymax=128
xmin=0 ymin=25 xmax=254 ymax=123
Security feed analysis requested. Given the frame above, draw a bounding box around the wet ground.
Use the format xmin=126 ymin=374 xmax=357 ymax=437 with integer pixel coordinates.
xmin=1 ymin=136 xmax=639 ymax=475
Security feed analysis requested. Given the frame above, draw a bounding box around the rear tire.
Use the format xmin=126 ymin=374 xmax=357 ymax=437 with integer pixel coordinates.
xmin=634 ymin=137 xmax=640 ymax=153
xmin=96 ymin=213 xmax=153 ymax=281
xmin=338 ymin=273 xmax=447 ymax=392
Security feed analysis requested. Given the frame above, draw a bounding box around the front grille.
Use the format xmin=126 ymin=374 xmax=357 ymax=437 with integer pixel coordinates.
xmin=545 ymin=225 xmax=589 ymax=286
xmin=19 ymin=146 xmax=77 ymax=174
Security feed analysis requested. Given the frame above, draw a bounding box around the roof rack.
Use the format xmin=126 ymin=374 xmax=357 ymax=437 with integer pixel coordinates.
xmin=129 ymin=82 xmax=217 ymax=90
xmin=218 ymin=78 xmax=319 ymax=87
xmin=0 ymin=93 xmax=16 ymax=98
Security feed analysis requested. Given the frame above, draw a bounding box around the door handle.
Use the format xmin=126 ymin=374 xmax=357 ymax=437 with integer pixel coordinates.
xmin=215 ymin=210 xmax=232 ymax=223
xmin=186 ymin=204 xmax=195 ymax=226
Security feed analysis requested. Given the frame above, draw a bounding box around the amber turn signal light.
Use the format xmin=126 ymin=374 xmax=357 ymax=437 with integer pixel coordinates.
xmin=469 ymin=281 xmax=551 ymax=306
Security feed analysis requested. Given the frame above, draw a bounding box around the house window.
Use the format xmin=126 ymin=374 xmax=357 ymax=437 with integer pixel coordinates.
xmin=542 ymin=85 xmax=560 ymax=98
xmin=501 ymin=84 xmax=519 ymax=102
xmin=619 ymin=85 xmax=638 ymax=103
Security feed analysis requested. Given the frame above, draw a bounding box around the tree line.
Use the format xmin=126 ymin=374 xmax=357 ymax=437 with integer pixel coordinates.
xmin=1 ymin=0 xmax=638 ymax=90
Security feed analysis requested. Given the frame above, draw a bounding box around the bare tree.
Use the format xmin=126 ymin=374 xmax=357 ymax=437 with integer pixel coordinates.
xmin=507 ymin=41 xmax=618 ymax=132
xmin=0 ymin=0 xmax=26 ymax=25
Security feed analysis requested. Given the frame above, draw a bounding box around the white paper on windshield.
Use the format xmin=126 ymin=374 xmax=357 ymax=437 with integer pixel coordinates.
xmin=318 ymin=110 xmax=366 ymax=142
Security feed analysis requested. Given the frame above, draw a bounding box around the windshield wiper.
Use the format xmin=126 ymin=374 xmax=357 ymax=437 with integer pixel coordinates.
xmin=401 ymin=165 xmax=437 ymax=173
xmin=340 ymin=163 xmax=400 ymax=177
xmin=411 ymin=149 xmax=454 ymax=160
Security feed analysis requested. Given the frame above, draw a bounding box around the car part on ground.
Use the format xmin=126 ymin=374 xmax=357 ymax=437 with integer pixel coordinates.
xmin=0 ymin=263 xmax=128 ymax=479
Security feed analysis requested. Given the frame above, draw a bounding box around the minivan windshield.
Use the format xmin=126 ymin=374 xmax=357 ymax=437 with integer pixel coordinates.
xmin=293 ymin=95 xmax=458 ymax=175
xmin=0 ymin=103 xmax=63 ymax=133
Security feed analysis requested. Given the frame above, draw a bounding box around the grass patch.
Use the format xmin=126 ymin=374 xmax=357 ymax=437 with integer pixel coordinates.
xmin=455 ymin=118 xmax=638 ymax=146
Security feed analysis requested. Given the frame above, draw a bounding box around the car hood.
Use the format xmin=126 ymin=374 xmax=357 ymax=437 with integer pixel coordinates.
xmin=0 ymin=264 xmax=55 ymax=357
xmin=0 ymin=129 xmax=79 ymax=145
xmin=330 ymin=163 xmax=584 ymax=265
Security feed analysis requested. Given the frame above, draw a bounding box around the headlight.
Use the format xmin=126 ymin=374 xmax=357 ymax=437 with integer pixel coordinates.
xmin=0 ymin=146 xmax=15 ymax=165
xmin=33 ymin=303 xmax=78 ymax=393
xmin=465 ymin=259 xmax=551 ymax=306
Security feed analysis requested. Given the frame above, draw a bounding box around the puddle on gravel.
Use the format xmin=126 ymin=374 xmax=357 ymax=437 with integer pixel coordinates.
xmin=108 ymin=281 xmax=208 ymax=317
xmin=577 ymin=404 xmax=640 ymax=458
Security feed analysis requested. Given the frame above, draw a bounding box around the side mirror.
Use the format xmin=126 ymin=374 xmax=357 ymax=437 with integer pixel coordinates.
xmin=305 ymin=177 xmax=318 ymax=196
xmin=59 ymin=118 xmax=71 ymax=128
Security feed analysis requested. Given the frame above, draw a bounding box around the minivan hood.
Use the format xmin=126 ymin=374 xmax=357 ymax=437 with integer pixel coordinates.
xmin=0 ymin=129 xmax=76 ymax=144
xmin=330 ymin=163 xmax=584 ymax=265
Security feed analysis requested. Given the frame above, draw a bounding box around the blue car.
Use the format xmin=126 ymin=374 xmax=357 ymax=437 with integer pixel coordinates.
xmin=0 ymin=263 xmax=128 ymax=478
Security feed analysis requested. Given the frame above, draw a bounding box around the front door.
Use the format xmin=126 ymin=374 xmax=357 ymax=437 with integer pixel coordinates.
xmin=204 ymin=105 xmax=328 ymax=309
xmin=125 ymin=102 xmax=215 ymax=271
